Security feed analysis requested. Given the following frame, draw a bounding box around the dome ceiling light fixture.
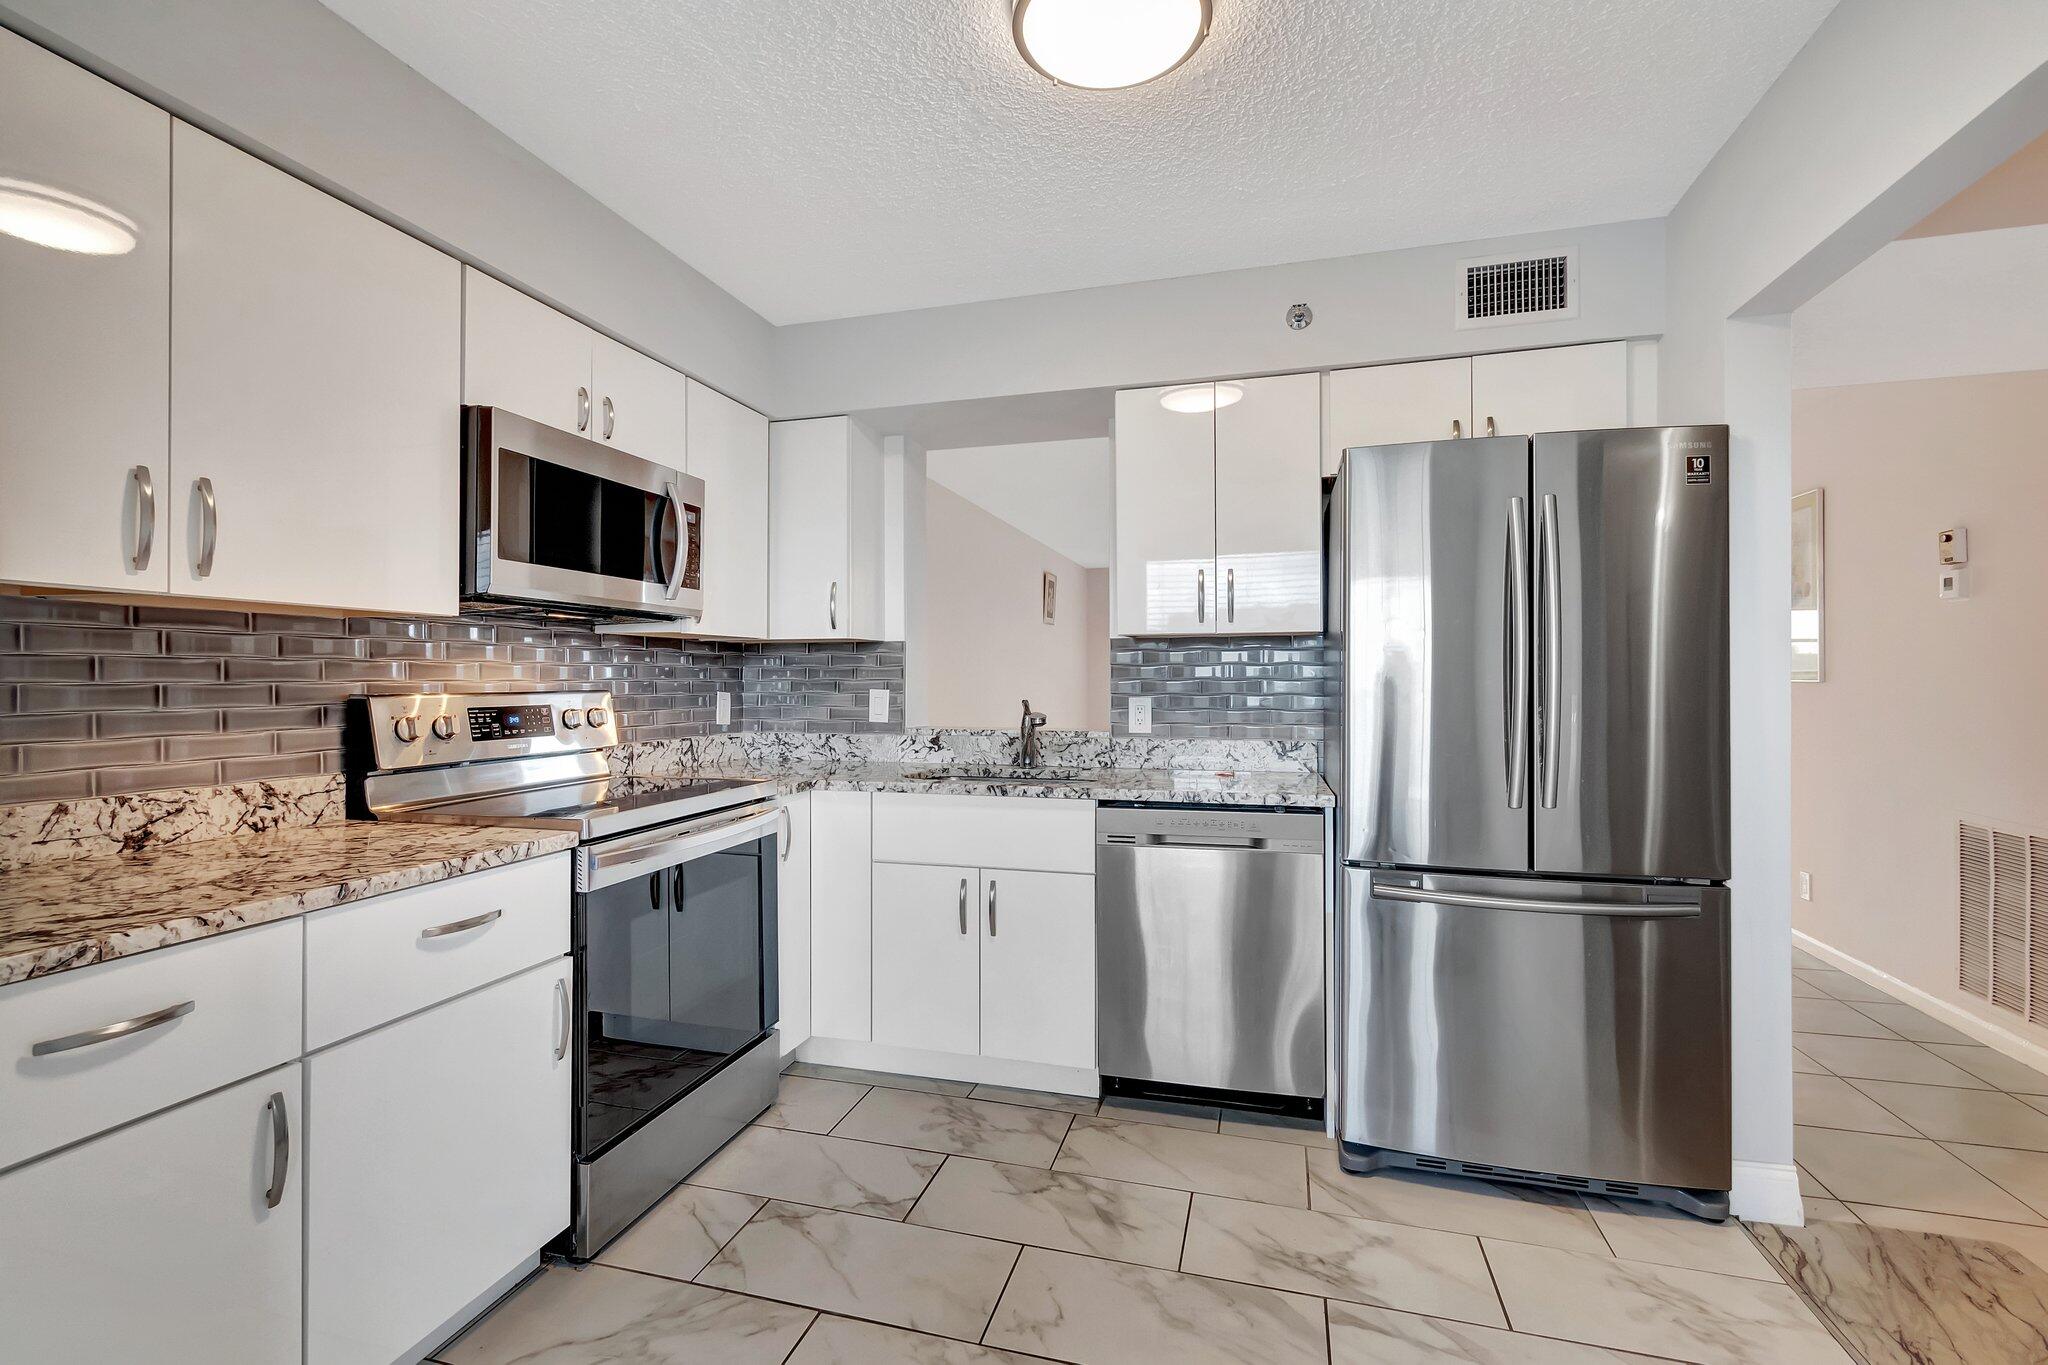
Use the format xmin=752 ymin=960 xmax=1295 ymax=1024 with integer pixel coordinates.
xmin=0 ymin=177 xmax=139 ymax=255
xmin=1159 ymin=382 xmax=1243 ymax=414
xmin=1012 ymin=0 xmax=1213 ymax=91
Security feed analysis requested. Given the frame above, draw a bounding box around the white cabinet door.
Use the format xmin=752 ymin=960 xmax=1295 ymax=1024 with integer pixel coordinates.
xmin=1215 ymin=372 xmax=1323 ymax=635
xmin=844 ymin=418 xmax=887 ymax=641
xmin=169 ymin=122 xmax=460 ymax=615
xmin=0 ymin=1065 xmax=302 ymax=1365
xmin=462 ymin=267 xmax=595 ymax=435
xmin=593 ymin=333 xmax=689 ymax=471
xmin=770 ymin=415 xmax=884 ymax=640
xmin=1471 ymin=341 xmax=1629 ymax=436
xmin=776 ymin=792 xmax=814 ymax=1055
xmin=0 ymin=30 xmax=170 ymax=595
xmin=1324 ymin=357 xmax=1473 ymax=476
xmin=809 ymin=790 xmax=873 ymax=1041
xmin=872 ymin=863 xmax=981 ymax=1057
xmin=687 ymin=378 xmax=771 ymax=639
xmin=980 ymin=871 xmax=1095 ymax=1070
xmin=1113 ymin=384 xmax=1217 ymax=635
xmin=306 ymin=959 xmax=570 ymax=1365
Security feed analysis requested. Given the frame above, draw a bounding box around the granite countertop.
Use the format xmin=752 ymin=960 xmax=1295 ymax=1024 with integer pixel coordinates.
xmin=683 ymin=761 xmax=1335 ymax=808
xmin=0 ymin=821 xmax=578 ymax=986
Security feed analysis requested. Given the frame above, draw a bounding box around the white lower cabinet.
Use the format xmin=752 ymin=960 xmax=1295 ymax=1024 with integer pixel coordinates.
xmin=810 ymin=790 xmax=875 ymax=1041
xmin=0 ymin=1064 xmax=303 ymax=1365
xmin=307 ymin=957 xmax=571 ymax=1365
xmin=872 ymin=863 xmax=983 ymax=1057
xmin=979 ymin=870 xmax=1095 ymax=1070
xmin=777 ymin=792 xmax=814 ymax=1055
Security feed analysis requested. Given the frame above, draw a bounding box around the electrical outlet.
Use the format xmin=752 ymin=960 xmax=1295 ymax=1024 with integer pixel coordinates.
xmin=1798 ymin=871 xmax=1812 ymax=901
xmin=1129 ymin=696 xmax=1153 ymax=734
xmin=715 ymin=692 xmax=731 ymax=726
xmin=868 ymin=689 xmax=890 ymax=723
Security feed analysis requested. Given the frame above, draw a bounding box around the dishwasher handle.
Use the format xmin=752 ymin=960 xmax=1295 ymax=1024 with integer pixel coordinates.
xmin=1100 ymin=831 xmax=1323 ymax=854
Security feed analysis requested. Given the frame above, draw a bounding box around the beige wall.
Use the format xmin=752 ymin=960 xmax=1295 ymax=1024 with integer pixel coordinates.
xmin=1792 ymin=370 xmax=2048 ymax=1048
xmin=921 ymin=480 xmax=1109 ymax=732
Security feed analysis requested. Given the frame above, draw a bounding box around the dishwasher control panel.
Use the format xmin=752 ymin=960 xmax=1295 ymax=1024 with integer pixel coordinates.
xmin=1096 ymin=804 xmax=1325 ymax=854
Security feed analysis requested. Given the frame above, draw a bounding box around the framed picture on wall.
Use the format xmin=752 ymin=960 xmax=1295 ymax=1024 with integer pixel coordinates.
xmin=1042 ymin=571 xmax=1057 ymax=625
xmin=1791 ymin=488 xmax=1824 ymax=682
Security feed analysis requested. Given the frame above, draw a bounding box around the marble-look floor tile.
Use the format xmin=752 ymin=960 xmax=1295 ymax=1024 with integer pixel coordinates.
xmin=1485 ymin=1239 xmax=1852 ymax=1364
xmin=908 ymin=1155 xmax=1190 ymax=1268
xmin=1794 ymin=1034 xmax=1993 ymax=1088
xmin=1308 ymin=1149 xmax=1607 ymax=1253
xmin=1326 ymin=1301 xmax=1655 ymax=1364
xmin=983 ymin=1245 xmax=1327 ymax=1365
xmin=758 ymin=1074 xmax=870 ymax=1133
xmin=1946 ymin=1142 xmax=2048 ymax=1220
xmin=1181 ymin=1193 xmax=1506 ymax=1326
xmin=1795 ymin=1073 xmax=1918 ymax=1136
xmin=596 ymin=1184 xmax=764 ymax=1281
xmin=1798 ymin=1163 xmax=1835 ymax=1199
xmin=1804 ymin=1198 xmax=1861 ymax=1224
xmin=1848 ymin=1204 xmax=2048 ymax=1275
xmin=1795 ymin=997 xmax=1900 ymax=1038
xmin=1752 ymin=1217 xmax=2048 ymax=1365
xmin=1919 ymin=1044 xmax=2048 ymax=1096
xmin=968 ymin=1083 xmax=1098 ymax=1115
xmin=439 ymin=1263 xmax=814 ymax=1364
xmin=784 ymin=1314 xmax=1040 ymax=1364
xmin=1582 ymin=1196 xmax=1779 ymax=1280
xmin=1848 ymin=1001 xmax=1976 ymax=1045
xmin=832 ymin=1086 xmax=1072 ymax=1166
xmin=784 ymin=1061 xmax=976 ymax=1096
xmin=689 ymin=1124 xmax=942 ymax=1218
xmin=1792 ymin=947 xmax=1830 ymax=971
xmin=696 ymin=1201 xmax=1019 ymax=1340
xmin=1217 ymin=1110 xmax=1337 ymax=1149
xmin=1794 ymin=1127 xmax=2042 ymax=1222
xmin=1098 ymin=1096 xmax=1222 ymax=1130
xmin=1852 ymin=1080 xmax=2048 ymax=1150
xmin=1798 ymin=968 xmax=1895 ymax=1004
xmin=1793 ymin=1046 xmax=1831 ymax=1075
xmin=1054 ymin=1115 xmax=1307 ymax=1207
xmin=1792 ymin=975 xmax=1830 ymax=999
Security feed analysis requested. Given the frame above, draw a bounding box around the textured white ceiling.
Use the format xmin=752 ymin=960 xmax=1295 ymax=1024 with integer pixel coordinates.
xmin=318 ymin=0 xmax=1836 ymax=325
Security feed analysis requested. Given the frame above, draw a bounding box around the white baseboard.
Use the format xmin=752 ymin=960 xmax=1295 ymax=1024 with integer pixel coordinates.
xmin=1793 ymin=929 xmax=2048 ymax=1076
xmin=796 ymin=1036 xmax=1098 ymax=1098
xmin=1731 ymin=1160 xmax=1804 ymax=1225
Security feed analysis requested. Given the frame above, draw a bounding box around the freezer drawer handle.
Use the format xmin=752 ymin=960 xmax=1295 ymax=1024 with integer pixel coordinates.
xmin=1375 ymin=884 xmax=1699 ymax=918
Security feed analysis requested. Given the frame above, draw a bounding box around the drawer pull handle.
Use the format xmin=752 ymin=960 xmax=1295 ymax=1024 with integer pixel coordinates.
xmin=264 ymin=1090 xmax=290 ymax=1210
xmin=420 ymin=908 xmax=502 ymax=940
xmin=30 ymin=999 xmax=196 ymax=1056
xmin=554 ymin=977 xmax=571 ymax=1062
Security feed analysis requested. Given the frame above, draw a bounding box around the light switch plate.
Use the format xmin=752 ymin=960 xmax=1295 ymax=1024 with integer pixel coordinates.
xmin=1939 ymin=566 xmax=1969 ymax=600
xmin=715 ymin=692 xmax=731 ymax=726
xmin=1130 ymin=696 xmax=1153 ymax=734
xmin=1798 ymin=871 xmax=1811 ymax=901
xmin=867 ymin=689 xmax=890 ymax=723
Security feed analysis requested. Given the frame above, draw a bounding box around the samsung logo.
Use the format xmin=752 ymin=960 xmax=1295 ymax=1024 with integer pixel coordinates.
xmin=1674 ymin=440 xmax=1713 ymax=450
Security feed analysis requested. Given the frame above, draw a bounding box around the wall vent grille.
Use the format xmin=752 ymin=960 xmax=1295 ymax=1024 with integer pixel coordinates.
xmin=1456 ymin=249 xmax=1577 ymax=329
xmin=1959 ymin=821 xmax=2048 ymax=1024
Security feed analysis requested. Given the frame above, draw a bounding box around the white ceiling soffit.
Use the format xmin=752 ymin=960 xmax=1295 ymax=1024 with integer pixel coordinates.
xmin=1793 ymin=225 xmax=2048 ymax=390
xmin=317 ymin=0 xmax=1837 ymax=325
xmin=855 ymin=387 xmax=1113 ymax=451
xmin=926 ymin=438 xmax=1115 ymax=569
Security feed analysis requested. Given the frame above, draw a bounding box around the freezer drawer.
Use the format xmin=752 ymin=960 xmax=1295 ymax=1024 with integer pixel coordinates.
xmin=1096 ymin=807 xmax=1325 ymax=1099
xmin=1340 ymin=867 xmax=1729 ymax=1193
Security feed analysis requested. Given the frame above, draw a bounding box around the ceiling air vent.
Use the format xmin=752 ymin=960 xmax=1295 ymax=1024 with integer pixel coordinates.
xmin=1456 ymin=248 xmax=1578 ymax=329
xmin=1958 ymin=820 xmax=2048 ymax=1024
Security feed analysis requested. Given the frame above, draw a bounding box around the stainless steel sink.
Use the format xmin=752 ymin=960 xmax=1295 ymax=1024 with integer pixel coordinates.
xmin=900 ymin=766 xmax=1103 ymax=785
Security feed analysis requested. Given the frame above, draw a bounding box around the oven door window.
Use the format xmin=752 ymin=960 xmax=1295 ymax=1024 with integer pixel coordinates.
xmin=579 ymin=833 xmax=774 ymax=1157
xmin=496 ymin=448 xmax=679 ymax=588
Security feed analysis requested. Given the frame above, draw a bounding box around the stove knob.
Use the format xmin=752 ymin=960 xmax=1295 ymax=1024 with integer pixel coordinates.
xmin=585 ymin=706 xmax=610 ymax=729
xmin=392 ymin=715 xmax=420 ymax=744
xmin=561 ymin=709 xmax=583 ymax=730
xmin=430 ymin=715 xmax=456 ymax=741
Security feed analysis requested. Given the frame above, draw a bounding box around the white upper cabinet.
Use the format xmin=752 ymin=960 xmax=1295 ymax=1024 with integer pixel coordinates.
xmin=769 ymin=416 xmax=884 ymax=640
xmin=0 ymin=30 xmax=170 ymax=595
xmin=592 ymin=333 xmax=689 ymax=470
xmin=1471 ymin=340 xmax=1629 ymax=437
xmin=1324 ymin=356 xmax=1472 ymax=475
xmin=1112 ymin=385 xmax=1216 ymax=636
xmin=685 ymin=379 xmax=771 ymax=639
xmin=170 ymin=122 xmax=460 ymax=615
xmin=1215 ymin=372 xmax=1323 ymax=635
xmin=462 ymin=268 xmax=595 ymax=435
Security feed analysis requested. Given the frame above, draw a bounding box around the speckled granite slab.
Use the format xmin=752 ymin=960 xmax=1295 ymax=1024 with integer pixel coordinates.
xmin=613 ymin=729 xmax=1319 ymax=778
xmin=0 ymin=822 xmax=576 ymax=985
xmin=674 ymin=762 xmax=1333 ymax=808
xmin=0 ymin=774 xmax=344 ymax=868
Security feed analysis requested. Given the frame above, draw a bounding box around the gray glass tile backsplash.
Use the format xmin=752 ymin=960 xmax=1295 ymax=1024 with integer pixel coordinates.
xmin=0 ymin=598 xmax=904 ymax=803
xmin=1109 ymin=635 xmax=1337 ymax=743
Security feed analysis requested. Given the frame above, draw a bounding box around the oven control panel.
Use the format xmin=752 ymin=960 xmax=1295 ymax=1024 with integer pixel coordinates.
xmin=356 ymin=690 xmax=619 ymax=771
xmin=466 ymin=703 xmax=557 ymax=742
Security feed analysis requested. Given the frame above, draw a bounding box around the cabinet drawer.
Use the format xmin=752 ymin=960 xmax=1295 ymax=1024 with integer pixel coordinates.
xmin=305 ymin=853 xmax=568 ymax=1050
xmin=873 ymin=794 xmax=1094 ymax=874
xmin=0 ymin=920 xmax=302 ymax=1172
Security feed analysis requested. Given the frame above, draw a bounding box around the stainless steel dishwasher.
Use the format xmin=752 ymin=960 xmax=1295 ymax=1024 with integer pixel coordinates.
xmin=1096 ymin=805 xmax=1326 ymax=1111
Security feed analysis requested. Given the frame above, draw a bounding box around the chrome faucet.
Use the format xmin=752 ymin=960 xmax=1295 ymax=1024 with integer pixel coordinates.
xmin=1018 ymin=700 xmax=1047 ymax=768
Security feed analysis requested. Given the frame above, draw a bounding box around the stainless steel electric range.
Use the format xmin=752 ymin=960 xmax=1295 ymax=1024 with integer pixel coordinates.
xmin=346 ymin=690 xmax=783 ymax=1259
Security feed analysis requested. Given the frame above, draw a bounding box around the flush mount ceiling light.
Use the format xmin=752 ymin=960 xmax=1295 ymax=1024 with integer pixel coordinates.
xmin=0 ymin=177 xmax=138 ymax=255
xmin=1159 ymin=382 xmax=1242 ymax=414
xmin=1012 ymin=0 xmax=1212 ymax=91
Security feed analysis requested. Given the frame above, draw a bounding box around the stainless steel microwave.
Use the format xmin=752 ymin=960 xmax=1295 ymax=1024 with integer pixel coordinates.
xmin=462 ymin=405 xmax=703 ymax=621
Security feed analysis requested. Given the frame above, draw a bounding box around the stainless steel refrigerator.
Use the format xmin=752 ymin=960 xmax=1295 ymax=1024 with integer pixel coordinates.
xmin=1327 ymin=425 xmax=1732 ymax=1219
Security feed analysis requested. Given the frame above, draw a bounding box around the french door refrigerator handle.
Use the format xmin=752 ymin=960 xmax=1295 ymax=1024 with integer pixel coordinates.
xmin=1504 ymin=496 xmax=1530 ymax=809
xmin=1373 ymin=884 xmax=1699 ymax=918
xmin=1538 ymin=491 xmax=1563 ymax=810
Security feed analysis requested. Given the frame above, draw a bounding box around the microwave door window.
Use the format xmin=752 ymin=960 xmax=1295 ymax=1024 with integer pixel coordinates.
xmin=502 ymin=449 xmax=666 ymax=586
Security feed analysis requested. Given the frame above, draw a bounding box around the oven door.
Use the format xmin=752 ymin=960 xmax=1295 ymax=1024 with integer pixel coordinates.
xmin=574 ymin=802 xmax=779 ymax=1160
xmin=464 ymin=404 xmax=703 ymax=620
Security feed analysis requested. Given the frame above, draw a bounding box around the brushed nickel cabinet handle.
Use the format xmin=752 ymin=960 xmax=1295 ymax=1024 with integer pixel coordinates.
xmin=987 ymin=879 xmax=998 ymax=937
xmin=602 ymin=395 xmax=615 ymax=440
xmin=958 ymin=878 xmax=969 ymax=935
xmin=1451 ymin=419 xmax=1462 ymax=439
xmin=1196 ymin=568 xmax=1206 ymax=623
xmin=553 ymin=977 xmax=570 ymax=1061
xmin=264 ymin=1090 xmax=289 ymax=1209
xmin=778 ymin=805 xmax=792 ymax=862
xmin=194 ymin=477 xmax=217 ymax=579
xmin=129 ymin=465 xmax=154 ymax=571
xmin=419 ymin=908 xmax=502 ymax=939
xmin=829 ymin=581 xmax=839 ymax=631
xmin=1485 ymin=415 xmax=1498 ymax=437
xmin=1226 ymin=567 xmax=1235 ymax=623
xmin=30 ymin=999 xmax=195 ymax=1056
xmin=577 ymin=386 xmax=591 ymax=432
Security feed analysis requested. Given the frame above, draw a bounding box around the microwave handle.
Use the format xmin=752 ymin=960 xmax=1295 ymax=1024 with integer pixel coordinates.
xmin=661 ymin=482 xmax=685 ymax=600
